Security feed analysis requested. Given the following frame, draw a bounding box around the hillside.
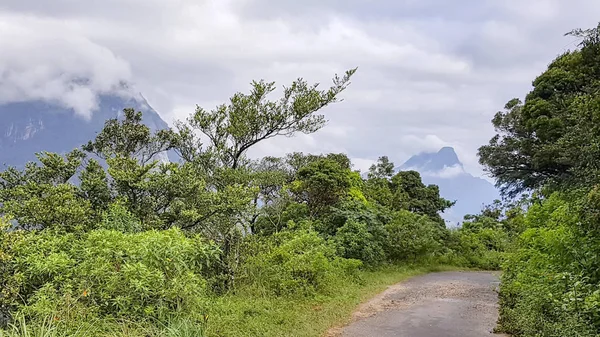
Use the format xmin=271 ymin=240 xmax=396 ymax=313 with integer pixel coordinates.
xmin=0 ymin=93 xmax=173 ymax=168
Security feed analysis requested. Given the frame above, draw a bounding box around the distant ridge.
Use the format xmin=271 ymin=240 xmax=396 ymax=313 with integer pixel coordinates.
xmin=398 ymin=147 xmax=499 ymax=225
xmin=0 ymin=93 xmax=174 ymax=168
xmin=401 ymin=147 xmax=462 ymax=172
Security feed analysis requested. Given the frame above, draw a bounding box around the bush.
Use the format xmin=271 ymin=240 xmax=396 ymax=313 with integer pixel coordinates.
xmin=385 ymin=211 xmax=441 ymax=262
xmin=0 ymin=219 xmax=24 ymax=328
xmin=445 ymin=228 xmax=508 ymax=270
xmin=333 ymin=220 xmax=385 ymax=265
xmin=497 ymin=193 xmax=600 ymax=336
xmin=9 ymin=228 xmax=220 ymax=322
xmin=239 ymin=229 xmax=361 ymax=297
xmin=98 ymin=200 xmax=142 ymax=233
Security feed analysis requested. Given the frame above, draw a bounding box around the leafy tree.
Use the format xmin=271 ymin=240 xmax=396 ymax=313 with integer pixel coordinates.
xmin=79 ymin=159 xmax=112 ymax=212
xmin=385 ymin=211 xmax=441 ymax=262
xmin=390 ymin=171 xmax=454 ymax=224
xmin=291 ymin=158 xmax=352 ymax=217
xmin=334 ymin=220 xmax=385 ymax=265
xmin=0 ymin=151 xmax=93 ymax=231
xmin=479 ymin=23 xmax=600 ymax=196
xmin=368 ymin=156 xmax=395 ymax=179
xmin=175 ymin=69 xmax=357 ymax=169
xmin=83 ymin=108 xmax=179 ymax=164
xmin=172 ymin=70 xmax=357 ymax=288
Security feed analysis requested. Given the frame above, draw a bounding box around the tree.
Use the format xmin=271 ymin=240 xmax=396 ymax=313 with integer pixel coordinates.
xmin=79 ymin=159 xmax=112 ymax=212
xmin=0 ymin=150 xmax=93 ymax=231
xmin=291 ymin=158 xmax=352 ymax=217
xmin=175 ymin=69 xmax=357 ymax=169
xmin=385 ymin=210 xmax=441 ymax=262
xmin=479 ymin=23 xmax=600 ymax=197
xmin=172 ymin=70 xmax=357 ymax=288
xmin=83 ymin=108 xmax=179 ymax=164
xmin=368 ymin=156 xmax=395 ymax=179
xmin=390 ymin=171 xmax=454 ymax=224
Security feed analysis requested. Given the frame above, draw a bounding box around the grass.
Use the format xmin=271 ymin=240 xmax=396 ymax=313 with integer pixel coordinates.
xmin=0 ymin=315 xmax=207 ymax=337
xmin=206 ymin=264 xmax=463 ymax=337
xmin=1 ymin=264 xmax=465 ymax=337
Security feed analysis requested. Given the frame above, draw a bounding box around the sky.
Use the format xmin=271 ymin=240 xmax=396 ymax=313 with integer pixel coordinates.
xmin=1 ymin=0 xmax=599 ymax=177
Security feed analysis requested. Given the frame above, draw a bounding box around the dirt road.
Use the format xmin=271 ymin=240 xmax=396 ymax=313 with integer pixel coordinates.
xmin=331 ymin=271 xmax=506 ymax=337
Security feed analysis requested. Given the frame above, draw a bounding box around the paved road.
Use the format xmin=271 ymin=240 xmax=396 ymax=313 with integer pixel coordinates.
xmin=337 ymin=271 xmax=506 ymax=337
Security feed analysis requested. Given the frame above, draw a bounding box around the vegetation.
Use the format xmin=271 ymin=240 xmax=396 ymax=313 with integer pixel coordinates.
xmin=479 ymin=23 xmax=600 ymax=337
xmin=0 ymin=66 xmax=503 ymax=336
xmin=8 ymin=23 xmax=600 ymax=337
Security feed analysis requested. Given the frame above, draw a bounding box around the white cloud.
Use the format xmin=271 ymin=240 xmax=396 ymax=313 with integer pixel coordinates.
xmin=422 ymin=164 xmax=466 ymax=179
xmin=351 ymin=158 xmax=376 ymax=173
xmin=0 ymin=0 xmax=598 ymax=177
xmin=0 ymin=14 xmax=132 ymax=118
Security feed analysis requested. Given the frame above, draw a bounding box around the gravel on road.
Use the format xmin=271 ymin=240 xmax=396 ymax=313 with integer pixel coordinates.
xmin=328 ymin=271 xmax=507 ymax=337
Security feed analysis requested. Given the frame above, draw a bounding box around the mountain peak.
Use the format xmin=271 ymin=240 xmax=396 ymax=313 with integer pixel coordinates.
xmin=396 ymin=146 xmax=500 ymax=225
xmin=399 ymin=147 xmax=462 ymax=172
xmin=436 ymin=147 xmax=461 ymax=166
xmin=438 ymin=146 xmax=456 ymax=154
xmin=0 ymin=93 xmax=173 ymax=168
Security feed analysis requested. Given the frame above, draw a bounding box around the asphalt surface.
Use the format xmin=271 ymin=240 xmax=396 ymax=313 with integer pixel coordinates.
xmin=337 ymin=271 xmax=506 ymax=337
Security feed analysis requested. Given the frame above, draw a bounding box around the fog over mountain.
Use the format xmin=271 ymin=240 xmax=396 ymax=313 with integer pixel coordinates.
xmin=0 ymin=93 xmax=174 ymax=169
xmin=398 ymin=147 xmax=500 ymax=225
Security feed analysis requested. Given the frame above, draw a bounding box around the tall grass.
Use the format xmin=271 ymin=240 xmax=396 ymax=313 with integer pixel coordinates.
xmin=2 ymin=265 xmax=461 ymax=337
xmin=0 ymin=315 xmax=206 ymax=337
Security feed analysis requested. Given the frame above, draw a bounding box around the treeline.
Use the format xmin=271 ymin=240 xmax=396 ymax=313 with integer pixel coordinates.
xmin=0 ymin=69 xmax=502 ymax=336
xmin=478 ymin=23 xmax=600 ymax=337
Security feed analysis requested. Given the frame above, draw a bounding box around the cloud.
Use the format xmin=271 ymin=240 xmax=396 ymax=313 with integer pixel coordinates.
xmin=0 ymin=0 xmax=599 ymax=176
xmin=0 ymin=13 xmax=132 ymax=118
xmin=422 ymin=164 xmax=466 ymax=179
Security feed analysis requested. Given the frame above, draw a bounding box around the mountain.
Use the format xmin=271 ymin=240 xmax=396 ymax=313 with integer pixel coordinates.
xmin=398 ymin=147 xmax=500 ymax=226
xmin=401 ymin=146 xmax=462 ymax=172
xmin=0 ymin=93 xmax=174 ymax=169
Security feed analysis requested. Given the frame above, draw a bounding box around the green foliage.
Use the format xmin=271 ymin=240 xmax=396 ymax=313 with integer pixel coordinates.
xmin=333 ymin=220 xmax=385 ymax=265
xmin=78 ymin=159 xmax=111 ymax=213
xmin=175 ymin=70 xmax=356 ymax=168
xmin=479 ymin=23 xmax=600 ymax=197
xmin=0 ymin=314 xmax=207 ymax=337
xmin=385 ymin=211 xmax=442 ymax=262
xmin=1 ymin=219 xmax=23 ymax=327
xmin=99 ymin=200 xmax=141 ymax=233
xmin=497 ymin=193 xmax=600 ymax=336
xmin=10 ymin=228 xmax=219 ymax=321
xmin=0 ymin=67 xmax=485 ymax=335
xmin=83 ymin=108 xmax=179 ymax=164
xmin=0 ymin=151 xmax=94 ymax=232
xmin=390 ymin=171 xmax=455 ymax=224
xmin=367 ymin=156 xmax=395 ymax=180
xmin=476 ymin=22 xmax=600 ymax=336
xmin=292 ymin=158 xmax=352 ymax=216
xmin=239 ymin=230 xmax=361 ymax=297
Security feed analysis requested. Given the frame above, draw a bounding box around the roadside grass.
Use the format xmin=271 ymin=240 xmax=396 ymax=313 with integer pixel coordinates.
xmin=206 ymin=264 xmax=465 ymax=337
xmin=1 ymin=264 xmax=467 ymax=337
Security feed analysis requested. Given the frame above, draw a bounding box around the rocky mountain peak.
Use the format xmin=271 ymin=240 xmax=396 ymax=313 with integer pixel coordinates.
xmin=399 ymin=146 xmax=463 ymax=173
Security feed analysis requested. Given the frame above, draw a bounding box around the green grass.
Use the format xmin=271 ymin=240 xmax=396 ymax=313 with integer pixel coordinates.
xmin=1 ymin=264 xmax=465 ymax=337
xmin=0 ymin=315 xmax=207 ymax=337
xmin=206 ymin=264 xmax=463 ymax=337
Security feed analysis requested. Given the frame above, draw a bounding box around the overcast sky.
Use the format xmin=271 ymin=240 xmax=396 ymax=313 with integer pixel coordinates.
xmin=1 ymin=0 xmax=599 ymax=176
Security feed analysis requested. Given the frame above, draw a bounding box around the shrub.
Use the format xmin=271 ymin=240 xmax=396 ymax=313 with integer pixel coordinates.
xmin=98 ymin=200 xmax=142 ymax=233
xmin=497 ymin=193 xmax=600 ymax=336
xmin=0 ymin=219 xmax=24 ymax=328
xmin=239 ymin=229 xmax=361 ymax=297
xmin=446 ymin=228 xmax=508 ymax=270
xmin=333 ymin=220 xmax=385 ymax=265
xmin=10 ymin=228 xmax=220 ymax=322
xmin=385 ymin=211 xmax=441 ymax=262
